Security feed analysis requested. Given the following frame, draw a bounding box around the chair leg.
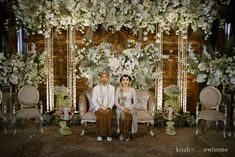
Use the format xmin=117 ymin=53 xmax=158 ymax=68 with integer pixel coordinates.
xmin=216 ymin=121 xmax=219 ymax=133
xmin=3 ymin=118 xmax=7 ymax=135
xmin=150 ymin=122 xmax=155 ymax=136
xmin=80 ymin=121 xmax=86 ymax=136
xmin=195 ymin=118 xmax=199 ymax=136
xmin=147 ymin=122 xmax=155 ymax=136
xmin=13 ymin=117 xmax=16 ymax=135
xmin=38 ymin=117 xmax=43 ymax=134
xmin=223 ymin=120 xmax=227 ymax=138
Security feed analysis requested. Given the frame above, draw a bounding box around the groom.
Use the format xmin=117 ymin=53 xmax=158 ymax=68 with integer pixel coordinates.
xmin=91 ymin=71 xmax=115 ymax=142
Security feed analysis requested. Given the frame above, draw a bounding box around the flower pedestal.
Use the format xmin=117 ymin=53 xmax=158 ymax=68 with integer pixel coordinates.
xmin=59 ymin=107 xmax=74 ymax=136
xmin=58 ymin=121 xmax=72 ymax=136
xmin=165 ymin=121 xmax=177 ymax=136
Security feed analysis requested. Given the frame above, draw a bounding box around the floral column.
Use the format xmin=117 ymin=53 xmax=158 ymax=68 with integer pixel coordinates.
xmin=155 ymin=24 xmax=163 ymax=111
xmin=67 ymin=25 xmax=77 ymax=110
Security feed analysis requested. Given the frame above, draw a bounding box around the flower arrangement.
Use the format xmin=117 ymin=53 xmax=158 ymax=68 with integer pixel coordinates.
xmin=54 ymin=85 xmax=69 ymax=96
xmin=163 ymin=85 xmax=180 ymax=120
xmin=75 ymin=40 xmax=166 ymax=89
xmin=186 ymin=43 xmax=235 ymax=88
xmin=0 ymin=43 xmax=47 ymax=90
xmin=11 ymin=0 xmax=229 ymax=39
xmin=59 ymin=107 xmax=74 ymax=121
xmin=162 ymin=107 xmax=177 ymax=121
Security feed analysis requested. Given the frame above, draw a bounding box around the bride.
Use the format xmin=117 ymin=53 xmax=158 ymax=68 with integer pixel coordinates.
xmin=115 ymin=74 xmax=138 ymax=141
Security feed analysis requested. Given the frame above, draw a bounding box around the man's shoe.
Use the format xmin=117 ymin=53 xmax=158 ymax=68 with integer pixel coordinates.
xmin=107 ymin=137 xmax=112 ymax=142
xmin=97 ymin=136 xmax=103 ymax=142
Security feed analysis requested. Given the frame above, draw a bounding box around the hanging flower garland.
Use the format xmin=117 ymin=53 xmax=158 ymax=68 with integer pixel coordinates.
xmin=11 ymin=0 xmax=229 ymax=39
xmin=75 ymin=40 xmax=167 ymax=89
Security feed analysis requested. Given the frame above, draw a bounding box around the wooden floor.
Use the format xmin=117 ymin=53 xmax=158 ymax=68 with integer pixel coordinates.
xmin=0 ymin=121 xmax=235 ymax=157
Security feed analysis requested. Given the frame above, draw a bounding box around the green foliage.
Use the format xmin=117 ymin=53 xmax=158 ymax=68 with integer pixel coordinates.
xmin=43 ymin=112 xmax=80 ymax=126
xmin=154 ymin=112 xmax=195 ymax=127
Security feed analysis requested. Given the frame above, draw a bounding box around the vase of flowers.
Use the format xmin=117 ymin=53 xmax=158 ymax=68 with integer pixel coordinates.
xmin=58 ymin=96 xmax=74 ymax=136
xmin=163 ymin=85 xmax=180 ymax=136
xmin=54 ymin=85 xmax=69 ymax=111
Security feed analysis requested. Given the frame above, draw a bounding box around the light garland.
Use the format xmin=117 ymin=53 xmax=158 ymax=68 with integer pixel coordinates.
xmin=177 ymin=29 xmax=188 ymax=112
xmin=45 ymin=30 xmax=54 ymax=112
xmin=155 ymin=24 xmax=163 ymax=111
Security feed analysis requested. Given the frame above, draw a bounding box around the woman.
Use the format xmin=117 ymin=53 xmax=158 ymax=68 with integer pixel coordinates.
xmin=115 ymin=74 xmax=137 ymax=141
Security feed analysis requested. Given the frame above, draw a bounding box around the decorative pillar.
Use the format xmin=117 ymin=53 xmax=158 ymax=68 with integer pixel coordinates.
xmin=67 ymin=25 xmax=77 ymax=110
xmin=177 ymin=29 xmax=188 ymax=112
xmin=155 ymin=24 xmax=163 ymax=111
xmin=45 ymin=29 xmax=54 ymax=112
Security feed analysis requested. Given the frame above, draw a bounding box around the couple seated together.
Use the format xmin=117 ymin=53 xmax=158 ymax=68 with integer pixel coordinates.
xmin=91 ymin=71 xmax=137 ymax=142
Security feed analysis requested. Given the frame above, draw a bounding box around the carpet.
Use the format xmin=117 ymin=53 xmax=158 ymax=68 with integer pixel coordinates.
xmin=8 ymin=123 xmax=234 ymax=157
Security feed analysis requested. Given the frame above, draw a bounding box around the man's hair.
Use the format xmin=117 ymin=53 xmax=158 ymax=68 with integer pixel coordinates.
xmin=99 ymin=70 xmax=110 ymax=77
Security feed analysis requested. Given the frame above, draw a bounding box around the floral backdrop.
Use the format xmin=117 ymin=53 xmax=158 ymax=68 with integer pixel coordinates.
xmin=75 ymin=40 xmax=167 ymax=89
xmin=10 ymin=0 xmax=229 ymax=39
xmin=0 ymin=44 xmax=48 ymax=90
xmin=185 ymin=43 xmax=235 ymax=88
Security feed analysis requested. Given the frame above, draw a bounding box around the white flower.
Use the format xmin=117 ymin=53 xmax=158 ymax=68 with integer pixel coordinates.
xmin=198 ymin=62 xmax=207 ymax=71
xmin=196 ymin=73 xmax=207 ymax=83
xmin=76 ymin=40 xmax=164 ymax=89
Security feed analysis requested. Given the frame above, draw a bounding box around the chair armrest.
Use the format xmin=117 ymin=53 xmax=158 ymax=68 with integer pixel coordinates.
xmin=79 ymin=91 xmax=89 ymax=116
xmin=38 ymin=100 xmax=43 ymax=114
xmin=148 ymin=92 xmax=156 ymax=117
xmin=196 ymin=102 xmax=201 ymax=116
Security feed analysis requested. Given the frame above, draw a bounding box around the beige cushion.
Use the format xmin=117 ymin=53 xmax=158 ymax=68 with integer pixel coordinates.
xmin=200 ymin=86 xmax=221 ymax=109
xmin=18 ymin=85 xmax=39 ymax=107
xmin=136 ymin=110 xmax=153 ymax=121
xmin=16 ymin=108 xmax=41 ymax=119
xmin=135 ymin=90 xmax=150 ymax=110
xmin=199 ymin=110 xmax=224 ymax=120
xmin=81 ymin=111 xmax=96 ymax=121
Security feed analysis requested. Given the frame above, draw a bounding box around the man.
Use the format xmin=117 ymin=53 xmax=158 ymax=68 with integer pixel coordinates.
xmin=91 ymin=71 xmax=115 ymax=142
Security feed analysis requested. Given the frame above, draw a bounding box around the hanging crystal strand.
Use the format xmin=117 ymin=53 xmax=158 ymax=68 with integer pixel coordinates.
xmin=67 ymin=25 xmax=77 ymax=110
xmin=177 ymin=28 xmax=188 ymax=112
xmin=155 ymin=23 xmax=163 ymax=112
xmin=45 ymin=28 xmax=54 ymax=112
